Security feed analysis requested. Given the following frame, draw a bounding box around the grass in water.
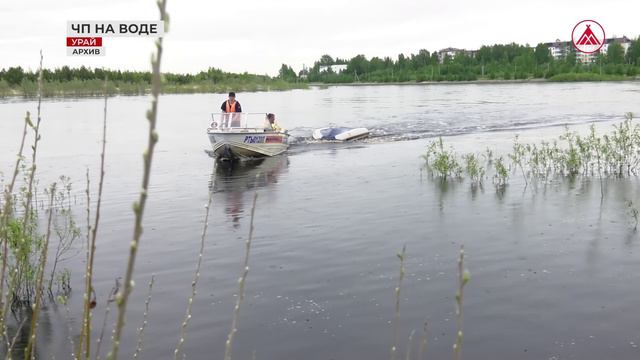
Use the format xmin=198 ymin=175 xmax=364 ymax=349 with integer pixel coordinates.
xmin=424 ymin=113 xmax=639 ymax=197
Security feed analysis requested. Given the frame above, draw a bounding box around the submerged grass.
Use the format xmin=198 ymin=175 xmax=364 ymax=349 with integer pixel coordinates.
xmin=424 ymin=113 xmax=640 ymax=195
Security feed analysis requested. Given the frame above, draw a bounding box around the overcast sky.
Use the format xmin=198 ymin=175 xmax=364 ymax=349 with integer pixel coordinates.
xmin=1 ymin=0 xmax=638 ymax=75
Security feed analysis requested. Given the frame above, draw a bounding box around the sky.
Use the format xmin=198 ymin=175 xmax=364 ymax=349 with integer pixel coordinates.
xmin=1 ymin=0 xmax=638 ymax=76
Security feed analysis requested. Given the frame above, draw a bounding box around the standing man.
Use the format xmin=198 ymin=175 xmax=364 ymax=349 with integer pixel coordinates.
xmin=221 ymin=92 xmax=242 ymax=128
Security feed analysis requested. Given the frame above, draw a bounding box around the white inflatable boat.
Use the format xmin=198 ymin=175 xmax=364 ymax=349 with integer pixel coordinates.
xmin=312 ymin=127 xmax=370 ymax=141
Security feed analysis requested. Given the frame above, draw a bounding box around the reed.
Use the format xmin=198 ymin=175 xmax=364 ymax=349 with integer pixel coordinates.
xmin=24 ymin=182 xmax=56 ymax=360
xmin=107 ymin=2 xmax=168 ymax=358
xmin=417 ymin=321 xmax=428 ymax=360
xmin=0 ymin=52 xmax=48 ymax=347
xmin=21 ymin=51 xmax=44 ymax=237
xmin=405 ymin=329 xmax=416 ymax=360
xmin=133 ymin=275 xmax=155 ymax=359
xmin=390 ymin=245 xmax=406 ymax=360
xmin=0 ymin=110 xmax=30 ymax=344
xmin=95 ymin=280 xmax=119 ymax=360
xmin=452 ymin=245 xmax=470 ymax=360
xmin=224 ymin=192 xmax=258 ymax=360
xmin=173 ymin=159 xmax=216 ymax=359
xmin=78 ymin=76 xmax=109 ymax=360
xmin=48 ymin=177 xmax=80 ymax=295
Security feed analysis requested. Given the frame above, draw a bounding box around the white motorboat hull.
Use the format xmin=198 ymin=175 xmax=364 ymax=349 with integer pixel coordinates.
xmin=208 ymin=129 xmax=289 ymax=160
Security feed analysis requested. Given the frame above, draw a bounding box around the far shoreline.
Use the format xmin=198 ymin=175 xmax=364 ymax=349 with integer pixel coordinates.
xmin=310 ymin=78 xmax=640 ymax=87
xmin=1 ymin=78 xmax=638 ymax=100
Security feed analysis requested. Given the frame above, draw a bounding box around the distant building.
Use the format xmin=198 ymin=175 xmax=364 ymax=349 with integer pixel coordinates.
xmin=319 ymin=64 xmax=348 ymax=73
xmin=545 ymin=39 xmax=570 ymax=60
xmin=546 ymin=36 xmax=632 ymax=63
xmin=437 ymin=47 xmax=465 ymax=63
xmin=435 ymin=48 xmax=477 ymax=63
xmin=601 ymin=36 xmax=632 ymax=54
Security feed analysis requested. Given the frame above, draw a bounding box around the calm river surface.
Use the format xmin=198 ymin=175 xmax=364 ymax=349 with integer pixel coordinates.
xmin=1 ymin=82 xmax=640 ymax=359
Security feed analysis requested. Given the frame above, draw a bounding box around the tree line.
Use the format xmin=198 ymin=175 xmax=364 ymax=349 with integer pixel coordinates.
xmin=303 ymin=38 xmax=640 ymax=82
xmin=2 ymin=37 xmax=639 ymax=92
xmin=0 ymin=66 xmax=283 ymax=86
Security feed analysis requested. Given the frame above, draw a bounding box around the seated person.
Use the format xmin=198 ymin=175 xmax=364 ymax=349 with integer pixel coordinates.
xmin=264 ymin=113 xmax=282 ymax=132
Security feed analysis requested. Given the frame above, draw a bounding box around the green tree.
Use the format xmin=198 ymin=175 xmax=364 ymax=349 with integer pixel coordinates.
xmin=4 ymin=67 xmax=25 ymax=85
xmin=607 ymin=42 xmax=624 ymax=64
xmin=319 ymin=55 xmax=334 ymax=65
xmin=626 ymin=37 xmax=640 ymax=65
xmin=534 ymin=43 xmax=550 ymax=64
xmin=347 ymin=55 xmax=369 ymax=76
xmin=565 ymin=48 xmax=577 ymax=67
xmin=278 ymin=64 xmax=297 ymax=81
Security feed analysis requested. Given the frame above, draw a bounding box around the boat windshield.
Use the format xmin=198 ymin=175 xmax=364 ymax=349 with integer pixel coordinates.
xmin=209 ymin=112 xmax=274 ymax=130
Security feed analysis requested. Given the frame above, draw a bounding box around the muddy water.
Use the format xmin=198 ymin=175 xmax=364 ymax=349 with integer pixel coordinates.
xmin=1 ymin=82 xmax=640 ymax=359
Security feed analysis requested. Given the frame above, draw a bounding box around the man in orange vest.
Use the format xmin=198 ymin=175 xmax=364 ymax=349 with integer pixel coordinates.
xmin=220 ymin=92 xmax=242 ymax=127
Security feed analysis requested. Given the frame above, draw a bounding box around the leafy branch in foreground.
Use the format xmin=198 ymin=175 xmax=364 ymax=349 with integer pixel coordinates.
xmin=78 ymin=76 xmax=109 ymax=360
xmin=107 ymin=1 xmax=169 ymax=359
xmin=224 ymin=192 xmax=258 ymax=360
xmin=24 ymin=183 xmax=56 ymax=360
xmin=174 ymin=159 xmax=217 ymax=359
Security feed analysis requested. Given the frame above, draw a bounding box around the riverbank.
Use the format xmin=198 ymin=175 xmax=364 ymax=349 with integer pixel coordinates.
xmin=310 ymin=75 xmax=640 ymax=87
xmin=0 ymin=79 xmax=308 ymax=98
xmin=2 ymin=74 xmax=638 ymax=98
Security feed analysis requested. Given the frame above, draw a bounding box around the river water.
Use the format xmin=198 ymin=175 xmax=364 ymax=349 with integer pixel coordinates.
xmin=1 ymin=82 xmax=640 ymax=359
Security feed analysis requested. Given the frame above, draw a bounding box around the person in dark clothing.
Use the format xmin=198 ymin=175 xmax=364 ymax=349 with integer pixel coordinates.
xmin=220 ymin=92 xmax=242 ymax=127
xmin=221 ymin=92 xmax=242 ymax=113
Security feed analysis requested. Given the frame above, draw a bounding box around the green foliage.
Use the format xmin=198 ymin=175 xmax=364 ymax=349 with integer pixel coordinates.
xmin=0 ymin=66 xmax=307 ymax=97
xmin=509 ymin=136 xmax=528 ymax=185
xmin=462 ymin=153 xmax=485 ymax=186
xmin=534 ymin=43 xmax=551 ymax=65
xmin=424 ymin=114 xmax=640 ymax=193
xmin=306 ymin=38 xmax=640 ymax=83
xmin=627 ymin=36 xmax=640 ymax=66
xmin=278 ymin=64 xmax=297 ymax=82
xmin=493 ymin=157 xmax=509 ymax=188
xmin=607 ymin=43 xmax=625 ymax=64
xmin=423 ymin=138 xmax=462 ymax=180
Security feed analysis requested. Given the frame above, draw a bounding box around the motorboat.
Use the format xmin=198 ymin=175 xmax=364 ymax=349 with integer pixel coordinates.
xmin=207 ymin=113 xmax=290 ymax=160
xmin=312 ymin=126 xmax=370 ymax=141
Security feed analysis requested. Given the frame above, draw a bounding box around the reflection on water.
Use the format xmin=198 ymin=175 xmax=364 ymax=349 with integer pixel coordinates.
xmin=210 ymin=156 xmax=289 ymax=227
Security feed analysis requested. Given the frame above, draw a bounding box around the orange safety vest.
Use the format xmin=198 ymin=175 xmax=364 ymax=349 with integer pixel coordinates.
xmin=225 ymin=100 xmax=237 ymax=113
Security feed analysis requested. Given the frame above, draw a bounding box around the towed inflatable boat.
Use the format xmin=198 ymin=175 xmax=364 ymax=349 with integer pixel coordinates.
xmin=312 ymin=127 xmax=370 ymax=141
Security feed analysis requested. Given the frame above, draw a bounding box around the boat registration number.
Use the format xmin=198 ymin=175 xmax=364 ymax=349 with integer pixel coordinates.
xmin=244 ymin=135 xmax=285 ymax=144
